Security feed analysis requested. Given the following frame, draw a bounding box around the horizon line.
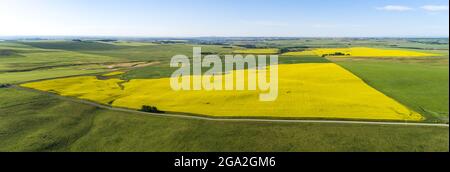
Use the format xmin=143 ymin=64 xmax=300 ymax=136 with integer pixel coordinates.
xmin=1 ymin=35 xmax=449 ymax=39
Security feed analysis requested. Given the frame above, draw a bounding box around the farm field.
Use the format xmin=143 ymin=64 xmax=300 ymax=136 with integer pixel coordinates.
xmin=0 ymin=38 xmax=448 ymax=152
xmin=0 ymin=88 xmax=447 ymax=152
xmin=22 ymin=63 xmax=423 ymax=121
xmin=0 ymin=41 xmax=233 ymax=83
xmin=233 ymin=48 xmax=279 ymax=54
xmin=332 ymin=57 xmax=449 ymax=123
xmin=102 ymin=71 xmax=126 ymax=76
xmin=283 ymin=47 xmax=438 ymax=57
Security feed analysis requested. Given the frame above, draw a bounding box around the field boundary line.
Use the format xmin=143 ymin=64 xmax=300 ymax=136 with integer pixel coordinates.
xmin=12 ymin=86 xmax=449 ymax=127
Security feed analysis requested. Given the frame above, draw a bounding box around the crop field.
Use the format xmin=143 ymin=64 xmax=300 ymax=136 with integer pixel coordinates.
xmin=283 ymin=47 xmax=438 ymax=57
xmin=0 ymin=65 xmax=110 ymax=84
xmin=102 ymin=71 xmax=125 ymax=77
xmin=0 ymin=87 xmax=447 ymax=152
xmin=22 ymin=63 xmax=423 ymax=121
xmin=233 ymin=48 xmax=279 ymax=54
xmin=332 ymin=57 xmax=449 ymax=123
xmin=0 ymin=38 xmax=448 ymax=152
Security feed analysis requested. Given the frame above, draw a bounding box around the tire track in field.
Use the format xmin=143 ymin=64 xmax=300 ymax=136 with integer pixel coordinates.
xmin=12 ymin=85 xmax=449 ymax=128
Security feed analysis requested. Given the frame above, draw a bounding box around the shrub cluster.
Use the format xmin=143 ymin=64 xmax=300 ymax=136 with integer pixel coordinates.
xmin=140 ymin=105 xmax=164 ymax=113
xmin=0 ymin=84 xmax=11 ymax=88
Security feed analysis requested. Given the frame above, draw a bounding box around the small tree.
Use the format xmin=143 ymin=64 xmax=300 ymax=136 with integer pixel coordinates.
xmin=140 ymin=105 xmax=164 ymax=113
xmin=334 ymin=52 xmax=345 ymax=56
xmin=0 ymin=84 xmax=11 ymax=88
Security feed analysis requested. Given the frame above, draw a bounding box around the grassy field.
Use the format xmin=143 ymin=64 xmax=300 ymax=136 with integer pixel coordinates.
xmin=252 ymin=38 xmax=449 ymax=50
xmin=284 ymin=47 xmax=438 ymax=57
xmin=0 ymin=66 xmax=109 ymax=84
xmin=121 ymin=55 xmax=331 ymax=80
xmin=0 ymin=41 xmax=124 ymax=84
xmin=333 ymin=57 xmax=449 ymax=123
xmin=233 ymin=48 xmax=279 ymax=54
xmin=0 ymin=41 xmax=230 ymax=83
xmin=0 ymin=88 xmax=447 ymax=152
xmin=0 ymin=38 xmax=448 ymax=152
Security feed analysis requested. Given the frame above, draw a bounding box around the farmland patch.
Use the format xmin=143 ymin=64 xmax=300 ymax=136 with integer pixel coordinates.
xmin=234 ymin=49 xmax=279 ymax=54
xmin=21 ymin=63 xmax=423 ymax=121
xmin=283 ymin=47 xmax=439 ymax=57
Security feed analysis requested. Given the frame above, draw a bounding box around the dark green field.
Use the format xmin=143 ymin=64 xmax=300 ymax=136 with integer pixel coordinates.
xmin=0 ymin=38 xmax=448 ymax=152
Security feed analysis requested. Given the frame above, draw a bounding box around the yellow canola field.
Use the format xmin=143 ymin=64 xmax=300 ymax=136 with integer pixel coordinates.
xmin=283 ymin=47 xmax=437 ymax=57
xmin=21 ymin=63 xmax=424 ymax=121
xmin=233 ymin=48 xmax=279 ymax=54
xmin=22 ymin=76 xmax=124 ymax=104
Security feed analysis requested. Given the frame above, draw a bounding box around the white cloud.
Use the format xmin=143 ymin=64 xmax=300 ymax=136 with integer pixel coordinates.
xmin=376 ymin=5 xmax=413 ymax=11
xmin=421 ymin=5 xmax=449 ymax=12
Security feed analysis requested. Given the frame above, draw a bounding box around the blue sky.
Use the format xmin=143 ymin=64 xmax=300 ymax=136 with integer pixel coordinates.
xmin=0 ymin=0 xmax=448 ymax=37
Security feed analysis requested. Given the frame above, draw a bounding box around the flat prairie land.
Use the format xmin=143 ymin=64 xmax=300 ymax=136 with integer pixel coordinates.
xmin=1 ymin=38 xmax=448 ymax=152
xmin=283 ymin=47 xmax=438 ymax=57
xmin=0 ymin=88 xmax=448 ymax=152
xmin=22 ymin=63 xmax=423 ymax=121
xmin=233 ymin=48 xmax=279 ymax=54
xmin=332 ymin=57 xmax=449 ymax=123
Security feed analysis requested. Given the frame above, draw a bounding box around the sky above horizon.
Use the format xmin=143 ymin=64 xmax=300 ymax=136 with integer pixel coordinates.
xmin=0 ymin=0 xmax=449 ymax=37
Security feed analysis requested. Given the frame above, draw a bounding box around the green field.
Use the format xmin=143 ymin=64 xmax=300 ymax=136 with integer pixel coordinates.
xmin=0 ymin=88 xmax=447 ymax=152
xmin=333 ymin=57 xmax=449 ymax=123
xmin=0 ymin=38 xmax=448 ymax=152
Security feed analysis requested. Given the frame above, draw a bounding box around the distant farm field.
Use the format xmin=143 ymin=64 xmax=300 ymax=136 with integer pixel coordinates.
xmin=22 ymin=63 xmax=423 ymax=121
xmin=102 ymin=71 xmax=125 ymax=77
xmin=234 ymin=48 xmax=279 ymax=54
xmin=283 ymin=47 xmax=438 ymax=57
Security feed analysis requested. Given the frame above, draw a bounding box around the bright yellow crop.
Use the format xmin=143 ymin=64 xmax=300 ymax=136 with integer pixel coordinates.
xmin=233 ymin=48 xmax=279 ymax=54
xmin=22 ymin=76 xmax=124 ymax=104
xmin=21 ymin=63 xmax=424 ymax=121
xmin=283 ymin=47 xmax=438 ymax=57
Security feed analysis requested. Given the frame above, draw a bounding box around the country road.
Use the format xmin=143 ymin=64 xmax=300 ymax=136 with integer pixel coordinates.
xmin=12 ymin=85 xmax=450 ymax=127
